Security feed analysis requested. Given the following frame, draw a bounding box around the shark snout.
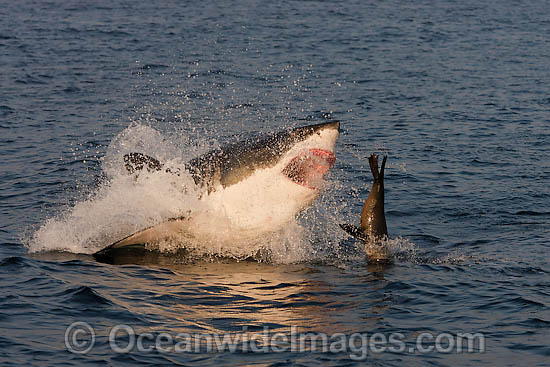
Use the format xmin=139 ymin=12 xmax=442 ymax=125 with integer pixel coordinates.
xmin=317 ymin=121 xmax=340 ymax=151
xmin=320 ymin=120 xmax=340 ymax=132
xmin=308 ymin=120 xmax=340 ymax=135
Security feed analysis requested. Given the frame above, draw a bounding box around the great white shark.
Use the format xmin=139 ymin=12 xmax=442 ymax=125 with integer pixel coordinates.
xmin=93 ymin=121 xmax=340 ymax=260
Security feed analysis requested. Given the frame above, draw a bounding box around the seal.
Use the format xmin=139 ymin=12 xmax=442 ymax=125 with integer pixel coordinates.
xmin=340 ymin=154 xmax=390 ymax=263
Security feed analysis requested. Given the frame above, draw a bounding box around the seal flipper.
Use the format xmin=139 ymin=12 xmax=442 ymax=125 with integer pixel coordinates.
xmin=339 ymin=223 xmax=369 ymax=241
xmin=368 ymin=154 xmax=387 ymax=183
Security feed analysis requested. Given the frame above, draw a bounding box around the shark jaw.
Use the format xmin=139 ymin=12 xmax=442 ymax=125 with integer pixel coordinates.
xmin=282 ymin=148 xmax=336 ymax=190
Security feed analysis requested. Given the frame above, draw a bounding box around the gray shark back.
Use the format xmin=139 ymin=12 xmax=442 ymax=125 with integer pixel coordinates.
xmin=123 ymin=121 xmax=339 ymax=192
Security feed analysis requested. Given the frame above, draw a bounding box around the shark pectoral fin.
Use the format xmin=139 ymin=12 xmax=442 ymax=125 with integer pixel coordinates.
xmin=93 ymin=218 xmax=188 ymax=261
xmin=124 ymin=153 xmax=163 ymax=174
xmin=339 ymin=223 xmax=369 ymax=242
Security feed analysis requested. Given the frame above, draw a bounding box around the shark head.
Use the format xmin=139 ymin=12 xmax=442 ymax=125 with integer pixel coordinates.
xmin=185 ymin=121 xmax=340 ymax=232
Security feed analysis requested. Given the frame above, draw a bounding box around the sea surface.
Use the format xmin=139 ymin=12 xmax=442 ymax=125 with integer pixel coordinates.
xmin=1 ymin=0 xmax=549 ymax=366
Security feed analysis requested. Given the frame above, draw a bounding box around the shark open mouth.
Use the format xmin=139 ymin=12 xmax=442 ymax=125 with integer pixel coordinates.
xmin=282 ymin=148 xmax=336 ymax=189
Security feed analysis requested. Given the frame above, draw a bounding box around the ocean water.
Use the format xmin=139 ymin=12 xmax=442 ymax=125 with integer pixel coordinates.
xmin=1 ymin=0 xmax=549 ymax=365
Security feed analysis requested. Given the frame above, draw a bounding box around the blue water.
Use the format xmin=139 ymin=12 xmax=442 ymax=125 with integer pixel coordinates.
xmin=1 ymin=0 xmax=549 ymax=365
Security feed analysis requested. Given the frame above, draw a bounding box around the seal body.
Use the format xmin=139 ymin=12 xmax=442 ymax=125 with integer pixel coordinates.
xmin=340 ymin=154 xmax=390 ymax=263
xmin=360 ymin=154 xmax=387 ymax=239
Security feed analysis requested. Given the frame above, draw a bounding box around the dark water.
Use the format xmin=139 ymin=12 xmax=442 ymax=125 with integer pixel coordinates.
xmin=1 ymin=0 xmax=549 ymax=365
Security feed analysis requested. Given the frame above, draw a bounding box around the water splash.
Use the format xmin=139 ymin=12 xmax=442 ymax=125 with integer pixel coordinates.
xmin=384 ymin=236 xmax=419 ymax=262
xmin=25 ymin=122 xmax=426 ymax=266
xmin=27 ymin=124 xmax=202 ymax=254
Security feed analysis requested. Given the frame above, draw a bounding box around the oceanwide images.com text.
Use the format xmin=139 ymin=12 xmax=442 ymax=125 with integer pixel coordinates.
xmin=65 ymin=322 xmax=485 ymax=360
